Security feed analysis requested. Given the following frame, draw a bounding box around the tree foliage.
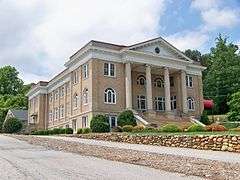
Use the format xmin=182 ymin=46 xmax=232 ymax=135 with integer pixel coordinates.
xmin=203 ymin=35 xmax=240 ymax=114
xmin=2 ymin=117 xmax=23 ymax=133
xmin=117 ymin=110 xmax=136 ymax=127
xmin=227 ymin=91 xmax=240 ymax=121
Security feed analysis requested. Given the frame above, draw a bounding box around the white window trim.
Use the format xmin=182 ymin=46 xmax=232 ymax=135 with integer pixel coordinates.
xmin=83 ymin=88 xmax=89 ymax=105
xmin=187 ymin=97 xmax=195 ymax=111
xmin=137 ymin=95 xmax=146 ymax=110
xmin=104 ymin=88 xmax=116 ymax=104
xmin=104 ymin=62 xmax=116 ymax=77
xmin=83 ymin=64 xmax=89 ymax=79
xmin=186 ymin=75 xmax=193 ymax=88
xmin=155 ymin=96 xmax=165 ymax=112
xmin=60 ymin=105 xmax=65 ymax=119
xmin=82 ymin=116 xmax=88 ymax=128
xmin=108 ymin=115 xmax=117 ymax=128
xmin=73 ymin=94 xmax=79 ymax=109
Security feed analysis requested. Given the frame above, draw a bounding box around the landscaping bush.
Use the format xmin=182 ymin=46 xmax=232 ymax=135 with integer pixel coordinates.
xmin=143 ymin=127 xmax=159 ymax=133
xmin=90 ymin=115 xmax=110 ymax=133
xmin=206 ymin=124 xmax=227 ymax=131
xmin=117 ymin=110 xmax=136 ymax=127
xmin=122 ymin=125 xmax=133 ymax=132
xmin=187 ymin=124 xmax=206 ymax=132
xmin=111 ymin=126 xmax=122 ymax=132
xmin=52 ymin=128 xmax=61 ymax=134
xmin=132 ymin=125 xmax=145 ymax=132
xmin=229 ymin=127 xmax=240 ymax=131
xmin=160 ymin=124 xmax=181 ymax=133
xmin=59 ymin=128 xmax=66 ymax=134
xmin=77 ymin=128 xmax=83 ymax=134
xmin=200 ymin=111 xmax=211 ymax=125
xmin=2 ymin=117 xmax=23 ymax=133
xmin=65 ymin=128 xmax=73 ymax=134
xmin=82 ymin=128 xmax=91 ymax=134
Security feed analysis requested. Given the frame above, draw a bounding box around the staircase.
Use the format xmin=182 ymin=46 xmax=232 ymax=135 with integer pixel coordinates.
xmin=134 ymin=110 xmax=193 ymax=128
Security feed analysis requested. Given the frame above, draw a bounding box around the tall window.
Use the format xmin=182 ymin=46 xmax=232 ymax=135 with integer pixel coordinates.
xmin=170 ymin=77 xmax=174 ymax=87
xmin=66 ymin=82 xmax=70 ymax=94
xmin=60 ymin=105 xmax=64 ymax=118
xmin=49 ymin=93 xmax=53 ymax=103
xmin=104 ymin=88 xmax=116 ymax=104
xmin=49 ymin=110 xmax=53 ymax=121
xmin=66 ymin=102 xmax=70 ymax=116
xmin=137 ymin=95 xmax=146 ymax=110
xmin=82 ymin=116 xmax=88 ymax=128
xmin=73 ymin=70 xmax=79 ymax=84
xmin=83 ymin=64 xmax=89 ymax=79
xmin=186 ymin=75 xmax=193 ymax=87
xmin=104 ymin=63 xmax=115 ymax=77
xmin=55 ymin=90 xmax=59 ymax=101
xmin=60 ymin=86 xmax=65 ymax=98
xmin=171 ymin=95 xmax=177 ymax=110
xmin=83 ymin=88 xmax=88 ymax=104
xmin=137 ymin=75 xmax=146 ymax=85
xmin=73 ymin=93 xmax=78 ymax=108
xmin=154 ymin=78 xmax=164 ymax=88
xmin=187 ymin=97 xmax=195 ymax=110
xmin=108 ymin=115 xmax=117 ymax=128
xmin=155 ymin=97 xmax=165 ymax=111
xmin=54 ymin=107 xmax=59 ymax=120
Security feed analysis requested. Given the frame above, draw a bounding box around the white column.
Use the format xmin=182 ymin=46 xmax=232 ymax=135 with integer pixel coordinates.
xmin=181 ymin=70 xmax=188 ymax=114
xmin=125 ymin=62 xmax=132 ymax=109
xmin=146 ymin=65 xmax=153 ymax=110
xmin=164 ymin=67 xmax=171 ymax=112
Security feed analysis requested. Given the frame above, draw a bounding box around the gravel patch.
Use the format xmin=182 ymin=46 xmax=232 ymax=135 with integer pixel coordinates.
xmin=10 ymin=135 xmax=240 ymax=180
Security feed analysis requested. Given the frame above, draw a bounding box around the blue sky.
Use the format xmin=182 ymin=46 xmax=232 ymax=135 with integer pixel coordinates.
xmin=0 ymin=0 xmax=239 ymax=83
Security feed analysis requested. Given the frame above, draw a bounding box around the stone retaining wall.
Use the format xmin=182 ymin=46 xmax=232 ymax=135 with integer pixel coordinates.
xmin=70 ymin=133 xmax=240 ymax=153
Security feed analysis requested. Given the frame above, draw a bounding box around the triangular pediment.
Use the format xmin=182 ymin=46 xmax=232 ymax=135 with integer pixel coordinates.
xmin=125 ymin=37 xmax=192 ymax=61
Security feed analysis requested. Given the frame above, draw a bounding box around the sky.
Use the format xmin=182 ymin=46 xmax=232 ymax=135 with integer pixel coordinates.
xmin=0 ymin=0 xmax=239 ymax=84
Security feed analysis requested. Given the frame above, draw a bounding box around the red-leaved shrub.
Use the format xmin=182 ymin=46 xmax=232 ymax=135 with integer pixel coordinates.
xmin=206 ymin=124 xmax=227 ymax=131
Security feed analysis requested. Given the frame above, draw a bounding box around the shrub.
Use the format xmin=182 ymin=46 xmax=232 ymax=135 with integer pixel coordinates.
xmin=160 ymin=124 xmax=181 ymax=133
xmin=117 ymin=110 xmax=136 ymax=127
xmin=65 ymin=128 xmax=73 ymax=134
xmin=143 ymin=127 xmax=159 ymax=133
xmin=132 ymin=125 xmax=145 ymax=132
xmin=2 ymin=117 xmax=23 ymax=133
xmin=200 ymin=111 xmax=211 ymax=125
xmin=59 ymin=128 xmax=66 ymax=134
xmin=77 ymin=128 xmax=83 ymax=134
xmin=229 ymin=127 xmax=240 ymax=131
xmin=90 ymin=115 xmax=110 ymax=133
xmin=122 ymin=125 xmax=133 ymax=132
xmin=52 ymin=128 xmax=61 ymax=134
xmin=206 ymin=124 xmax=227 ymax=131
xmin=227 ymin=91 xmax=240 ymax=121
xmin=187 ymin=124 xmax=206 ymax=132
xmin=82 ymin=128 xmax=91 ymax=134
xmin=111 ymin=126 xmax=122 ymax=132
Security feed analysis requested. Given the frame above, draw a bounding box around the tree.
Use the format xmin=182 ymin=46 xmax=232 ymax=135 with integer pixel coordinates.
xmin=2 ymin=117 xmax=23 ymax=133
xmin=227 ymin=91 xmax=240 ymax=121
xmin=117 ymin=110 xmax=136 ymax=127
xmin=90 ymin=115 xmax=110 ymax=133
xmin=184 ymin=49 xmax=202 ymax=62
xmin=203 ymin=35 xmax=240 ymax=114
xmin=0 ymin=66 xmax=24 ymax=95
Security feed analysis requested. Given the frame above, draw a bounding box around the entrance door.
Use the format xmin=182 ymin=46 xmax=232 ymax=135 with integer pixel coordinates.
xmin=72 ymin=119 xmax=77 ymax=133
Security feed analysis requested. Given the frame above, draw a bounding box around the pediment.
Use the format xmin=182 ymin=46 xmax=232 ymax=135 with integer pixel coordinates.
xmin=126 ymin=37 xmax=192 ymax=61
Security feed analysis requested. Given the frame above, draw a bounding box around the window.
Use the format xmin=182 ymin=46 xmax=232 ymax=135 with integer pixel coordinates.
xmin=66 ymin=102 xmax=70 ymax=116
xmin=170 ymin=77 xmax=174 ymax=87
xmin=60 ymin=86 xmax=65 ymax=98
xmin=155 ymin=97 xmax=165 ymax=111
xmin=49 ymin=110 xmax=53 ymax=121
xmin=55 ymin=90 xmax=59 ymax=101
xmin=137 ymin=75 xmax=146 ymax=85
xmin=171 ymin=95 xmax=177 ymax=110
xmin=72 ymin=70 xmax=79 ymax=84
xmin=60 ymin=105 xmax=64 ymax=118
xmin=108 ymin=115 xmax=117 ymax=128
xmin=155 ymin=47 xmax=160 ymax=54
xmin=186 ymin=75 xmax=193 ymax=87
xmin=154 ymin=78 xmax=164 ymax=88
xmin=83 ymin=88 xmax=88 ymax=104
xmin=73 ymin=93 xmax=78 ymax=108
xmin=49 ymin=93 xmax=53 ymax=103
xmin=83 ymin=64 xmax=89 ymax=79
xmin=187 ymin=97 xmax=195 ymax=110
xmin=54 ymin=107 xmax=59 ymax=120
xmin=137 ymin=95 xmax=146 ymax=110
xmin=104 ymin=88 xmax=116 ymax=104
xmin=82 ymin=116 xmax=88 ymax=128
xmin=104 ymin=63 xmax=115 ymax=77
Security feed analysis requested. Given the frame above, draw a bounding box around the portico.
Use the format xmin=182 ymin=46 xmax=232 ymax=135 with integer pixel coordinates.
xmin=125 ymin=62 xmax=188 ymax=115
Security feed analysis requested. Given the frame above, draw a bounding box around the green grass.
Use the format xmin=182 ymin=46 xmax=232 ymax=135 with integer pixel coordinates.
xmin=127 ymin=131 xmax=240 ymax=136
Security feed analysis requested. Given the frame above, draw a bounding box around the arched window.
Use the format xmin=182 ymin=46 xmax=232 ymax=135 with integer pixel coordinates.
xmin=73 ymin=93 xmax=78 ymax=108
xmin=104 ymin=88 xmax=116 ymax=104
xmin=154 ymin=78 xmax=164 ymax=88
xmin=83 ymin=88 xmax=88 ymax=104
xmin=137 ymin=75 xmax=146 ymax=85
xmin=187 ymin=97 xmax=195 ymax=110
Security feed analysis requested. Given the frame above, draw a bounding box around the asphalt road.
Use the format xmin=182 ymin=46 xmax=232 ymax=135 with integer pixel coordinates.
xmin=0 ymin=135 xmax=203 ymax=180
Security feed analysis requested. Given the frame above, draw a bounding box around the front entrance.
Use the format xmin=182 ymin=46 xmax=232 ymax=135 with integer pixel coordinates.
xmin=72 ymin=119 xmax=77 ymax=133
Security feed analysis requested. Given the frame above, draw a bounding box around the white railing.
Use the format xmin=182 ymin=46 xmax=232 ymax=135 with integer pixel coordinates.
xmin=190 ymin=116 xmax=206 ymax=127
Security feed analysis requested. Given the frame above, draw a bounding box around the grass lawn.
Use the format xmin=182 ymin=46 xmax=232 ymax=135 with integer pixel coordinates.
xmin=128 ymin=131 xmax=240 ymax=136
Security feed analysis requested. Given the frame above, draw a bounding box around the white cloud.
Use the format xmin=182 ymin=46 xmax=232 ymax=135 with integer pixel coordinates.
xmin=191 ymin=0 xmax=219 ymax=10
xmin=165 ymin=31 xmax=208 ymax=51
xmin=0 ymin=0 xmax=166 ymax=83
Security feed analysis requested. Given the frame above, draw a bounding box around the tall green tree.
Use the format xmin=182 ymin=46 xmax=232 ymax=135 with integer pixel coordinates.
xmin=0 ymin=66 xmax=24 ymax=95
xmin=227 ymin=91 xmax=240 ymax=121
xmin=203 ymin=35 xmax=240 ymax=114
